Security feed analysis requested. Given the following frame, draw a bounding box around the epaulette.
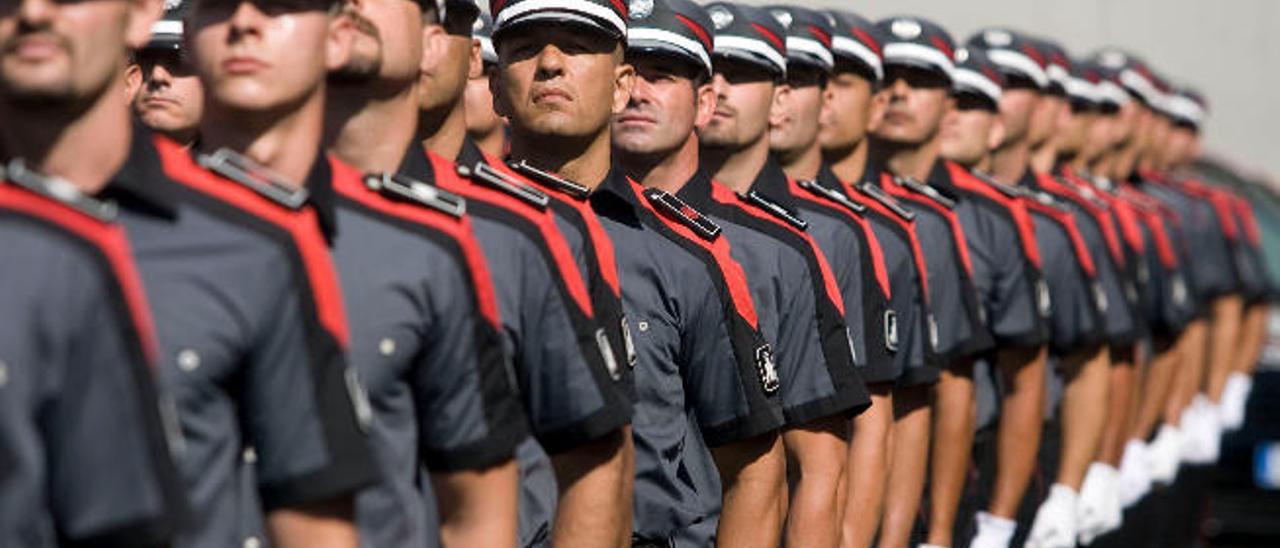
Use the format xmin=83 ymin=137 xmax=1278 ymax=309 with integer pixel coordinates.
xmin=4 ymin=159 xmax=118 ymax=222
xmin=644 ymin=188 xmax=721 ymax=241
xmin=856 ymin=182 xmax=915 ymax=221
xmin=508 ymin=160 xmax=590 ymax=200
xmin=198 ymin=148 xmax=309 ymax=209
xmin=796 ymin=179 xmax=866 ymax=214
xmin=969 ymin=169 xmax=1026 ymax=199
xmin=364 ymin=172 xmax=466 ymax=218
xmin=456 ymin=162 xmax=549 ymax=210
xmin=896 ymin=176 xmax=956 ymax=209
xmin=745 ymin=190 xmax=807 ymax=230
xmin=1025 ymin=189 xmax=1065 ymax=211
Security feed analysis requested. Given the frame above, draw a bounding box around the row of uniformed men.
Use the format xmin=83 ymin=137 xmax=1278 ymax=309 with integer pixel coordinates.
xmin=1 ymin=0 xmax=1269 ymax=546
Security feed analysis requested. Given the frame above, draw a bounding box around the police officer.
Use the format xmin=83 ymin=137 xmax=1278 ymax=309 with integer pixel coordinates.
xmin=696 ymin=3 xmax=875 ymax=542
xmin=490 ymin=1 xmax=792 ymax=546
xmin=321 ymin=0 xmax=534 ymax=545
xmin=148 ymin=0 xmax=386 ymax=545
xmin=131 ymin=1 xmax=203 ymax=147
xmin=464 ymin=11 xmax=508 ymax=157
xmin=397 ymin=1 xmax=637 ymax=546
xmin=0 ymin=0 xmax=188 ymax=544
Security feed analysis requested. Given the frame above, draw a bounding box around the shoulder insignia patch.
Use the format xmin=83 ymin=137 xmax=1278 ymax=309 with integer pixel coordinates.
xmin=857 ymin=182 xmax=915 ymax=221
xmin=4 ymin=159 xmax=118 ymax=222
xmin=797 ymin=179 xmax=866 ymax=214
xmin=745 ymin=190 xmax=808 ymax=230
xmin=508 ymin=160 xmax=590 ymax=200
xmin=644 ymin=187 xmax=721 ymax=241
xmin=364 ymin=172 xmax=466 ymax=218
xmin=198 ymin=148 xmax=309 ymax=210
xmin=457 ymin=162 xmax=549 ymax=210
xmin=897 ymin=176 xmax=956 ymax=209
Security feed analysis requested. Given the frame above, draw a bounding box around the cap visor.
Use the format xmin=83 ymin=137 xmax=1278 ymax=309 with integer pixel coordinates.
xmin=628 ymin=42 xmax=709 ymax=75
xmin=496 ymin=11 xmax=622 ymax=41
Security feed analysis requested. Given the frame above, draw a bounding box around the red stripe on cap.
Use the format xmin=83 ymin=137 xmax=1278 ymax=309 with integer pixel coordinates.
xmin=930 ymin=36 xmax=953 ymax=60
xmin=881 ymin=178 xmax=974 ymax=275
xmin=785 ymin=177 xmax=892 ymax=300
xmin=434 ymin=147 xmax=595 ymax=317
xmin=851 ymin=27 xmax=881 ymax=56
xmin=630 ymin=179 xmax=759 ymax=329
xmin=155 ymin=138 xmax=351 ymax=348
xmin=710 ymin=181 xmax=846 ymax=317
xmin=842 ymin=174 xmax=932 ymax=303
xmin=490 ymin=0 xmax=507 ymax=16
xmin=0 ymin=184 xmax=159 ymax=365
xmin=1021 ymin=44 xmax=1046 ymax=67
xmin=945 ymin=162 xmax=1042 ymax=269
xmin=609 ymin=0 xmax=626 ymax=19
xmin=331 ymin=154 xmax=502 ymax=328
xmin=808 ymin=25 xmax=832 ymax=47
xmin=752 ymin=23 xmax=785 ymax=51
xmin=488 ymin=160 xmax=622 ymax=297
xmin=676 ymin=13 xmax=712 ymax=52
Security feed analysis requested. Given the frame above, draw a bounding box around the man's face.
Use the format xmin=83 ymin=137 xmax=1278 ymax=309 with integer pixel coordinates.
xmin=1082 ymin=111 xmax=1115 ymax=161
xmin=134 ymin=48 xmax=204 ymax=136
xmin=465 ymin=63 xmax=502 ymax=135
xmin=995 ymin=78 xmax=1038 ymax=146
xmin=492 ymin=24 xmax=631 ymax=141
xmin=769 ymin=63 xmax=824 ymax=156
xmin=190 ymin=0 xmax=350 ymax=114
xmin=1027 ymin=92 xmax=1062 ymax=147
xmin=872 ymin=64 xmax=950 ymax=146
xmin=334 ymin=0 xmax=421 ymax=84
xmin=818 ymin=66 xmax=874 ymax=152
xmin=940 ymin=94 xmax=1001 ymax=167
xmin=612 ymin=54 xmax=709 ymax=157
xmin=418 ymin=7 xmax=472 ymax=112
xmin=698 ymin=57 xmax=775 ymax=150
xmin=1165 ymin=126 xmax=1199 ymax=167
xmin=1056 ymin=105 xmax=1094 ymax=156
xmin=0 ymin=0 xmax=159 ymax=103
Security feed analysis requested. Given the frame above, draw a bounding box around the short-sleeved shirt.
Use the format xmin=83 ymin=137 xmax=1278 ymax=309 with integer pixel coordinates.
xmin=0 ymin=167 xmax=186 ymax=548
xmin=324 ymin=148 xmax=529 ymax=548
xmin=134 ymin=136 xmax=378 ymax=548
xmin=678 ymin=163 xmax=868 ymax=426
xmin=930 ymin=164 xmax=1049 ymax=431
xmin=1024 ymin=173 xmax=1107 ymax=354
xmin=1043 ymin=170 xmax=1141 ymax=347
xmin=1118 ymin=179 xmax=1195 ymax=338
xmin=592 ymin=167 xmax=785 ymax=540
xmin=882 ymin=165 xmax=993 ymax=364
xmin=1076 ymin=176 xmax=1152 ymax=340
xmin=439 ymin=140 xmax=634 ymax=546
xmin=765 ymin=167 xmax=897 ymax=384
xmin=1145 ymin=176 xmax=1239 ymax=302
xmin=819 ymin=166 xmax=937 ymax=386
xmin=1228 ymin=195 xmax=1274 ymax=302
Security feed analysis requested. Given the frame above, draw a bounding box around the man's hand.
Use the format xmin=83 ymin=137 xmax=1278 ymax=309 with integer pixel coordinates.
xmin=1077 ymin=463 xmax=1122 ymax=545
xmin=1181 ymin=395 xmax=1223 ymax=464
xmin=1026 ymin=484 xmax=1080 ymax=548
xmin=1118 ymin=440 xmax=1151 ymax=508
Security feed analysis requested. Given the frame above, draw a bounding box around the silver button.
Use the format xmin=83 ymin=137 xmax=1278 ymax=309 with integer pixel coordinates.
xmin=637 ymin=320 xmax=650 ymax=332
xmin=0 ymin=360 xmax=8 ymax=387
xmin=242 ymin=446 xmax=257 ymax=464
xmin=378 ymin=337 xmax=396 ymax=356
xmin=243 ymin=536 xmax=261 ymax=548
xmin=177 ymin=349 xmax=200 ymax=372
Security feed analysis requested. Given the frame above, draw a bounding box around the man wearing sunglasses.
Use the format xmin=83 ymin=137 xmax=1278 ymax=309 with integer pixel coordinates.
xmin=132 ymin=1 xmax=203 ymax=146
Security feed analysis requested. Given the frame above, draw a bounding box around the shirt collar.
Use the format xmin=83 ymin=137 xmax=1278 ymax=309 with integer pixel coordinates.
xmin=457 ymin=137 xmax=488 ymax=169
xmin=674 ymin=167 xmax=715 ymax=210
xmin=396 ymin=141 xmax=436 ymax=184
xmin=100 ymin=125 xmax=180 ymax=218
xmin=303 ymin=151 xmax=338 ymax=242
xmin=750 ymin=155 xmax=799 ymax=212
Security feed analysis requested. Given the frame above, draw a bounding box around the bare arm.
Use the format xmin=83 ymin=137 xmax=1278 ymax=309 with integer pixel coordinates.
xmin=782 ymin=415 xmax=851 ymax=548
xmin=1129 ymin=337 xmax=1181 ymax=440
xmin=1098 ymin=345 xmax=1137 ymax=466
xmin=431 ymin=459 xmax=519 ymax=548
xmin=550 ymin=427 xmax=634 ymax=548
xmin=1205 ymin=296 xmax=1244 ymax=401
xmin=879 ymin=384 xmax=932 ymax=548
xmin=713 ymin=431 xmax=787 ymax=548
xmin=989 ymin=345 xmax=1047 ymax=518
xmin=1057 ymin=345 xmax=1111 ymax=489
xmin=927 ymin=361 xmax=977 ymax=547
xmin=267 ymin=497 xmax=359 ymax=548
xmin=843 ymin=386 xmax=894 ymax=548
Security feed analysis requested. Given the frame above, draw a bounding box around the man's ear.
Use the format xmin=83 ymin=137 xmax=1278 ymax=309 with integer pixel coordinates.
xmin=325 ymin=7 xmax=356 ymax=71
xmin=769 ymin=83 xmax=790 ymax=127
xmin=420 ymin=23 xmax=447 ymax=72
xmin=987 ymin=116 xmax=1006 ymax=152
xmin=468 ymin=38 xmax=484 ymax=79
xmin=612 ymin=60 xmax=635 ymax=115
xmin=694 ymin=82 xmax=716 ymax=127
xmin=124 ymin=0 xmax=164 ymax=50
xmin=125 ymin=63 xmax=144 ymax=102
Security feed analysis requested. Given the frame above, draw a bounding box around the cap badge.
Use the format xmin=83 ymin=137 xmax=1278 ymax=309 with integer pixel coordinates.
xmin=983 ymin=29 xmax=1012 ymax=47
xmin=955 ymin=47 xmax=970 ymax=62
xmin=472 ymin=16 xmax=485 ymax=31
xmin=891 ymin=19 xmax=921 ymax=40
xmin=771 ymin=9 xmax=792 ymax=29
xmin=164 ymin=0 xmax=182 ymax=11
xmin=709 ymin=6 xmax=733 ymax=30
xmin=629 ymin=0 xmax=653 ymax=20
